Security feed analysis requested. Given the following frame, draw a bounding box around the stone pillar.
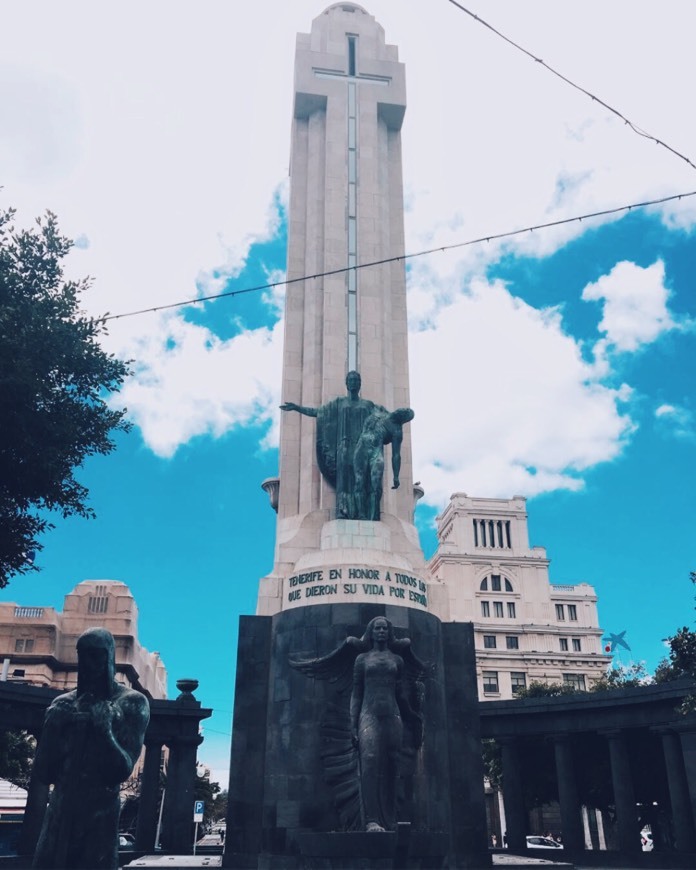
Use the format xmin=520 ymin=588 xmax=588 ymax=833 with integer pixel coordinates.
xmin=135 ymin=740 xmax=163 ymax=851
xmin=605 ymin=730 xmax=640 ymax=853
xmin=159 ymin=679 xmax=206 ymax=855
xmin=224 ymin=615 xmax=272 ymax=869
xmin=553 ymin=736 xmax=584 ymax=852
xmin=500 ymin=739 xmax=526 ymax=851
xmin=161 ymin=733 xmax=202 ymax=854
xmin=677 ymin=724 xmax=696 ymax=837
xmin=441 ymin=622 xmax=489 ymax=867
xmin=160 ymin=735 xmax=180 ymax=850
xmin=659 ymin=729 xmax=696 ymax=852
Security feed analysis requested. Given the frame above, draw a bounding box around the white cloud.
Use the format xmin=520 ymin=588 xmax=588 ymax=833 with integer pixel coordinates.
xmin=410 ymin=280 xmax=634 ymax=502
xmin=113 ymin=312 xmax=284 ymax=458
xmin=0 ymin=67 xmax=81 ymax=183
xmin=582 ymin=260 xmax=677 ymax=352
xmin=655 ymin=403 xmax=694 ymax=440
xmin=2 ymin=1 xmax=693 ymax=476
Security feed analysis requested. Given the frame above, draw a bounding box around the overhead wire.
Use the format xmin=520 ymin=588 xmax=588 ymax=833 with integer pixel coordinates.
xmin=103 ymin=189 xmax=696 ymax=322
xmin=446 ymin=0 xmax=696 ymax=173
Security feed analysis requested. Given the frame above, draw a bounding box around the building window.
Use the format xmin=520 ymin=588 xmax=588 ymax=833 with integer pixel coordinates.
xmin=15 ymin=639 xmax=34 ymax=653
xmin=572 ymin=638 xmax=581 ymax=651
xmin=473 ymin=519 xmax=511 ymax=549
xmin=493 ymin=601 xmax=504 ymax=618
xmin=88 ymin=585 xmax=109 ymax=614
xmin=481 ymin=601 xmax=490 ymax=617
xmin=482 ymin=671 xmax=499 ymax=693
xmin=560 ymin=638 xmax=569 ymax=651
xmin=568 ymin=604 xmax=578 ymax=621
xmin=555 ymin=604 xmax=565 ymax=621
xmin=481 ymin=575 xmax=514 ymax=592
xmin=506 ymin=636 xmax=519 ymax=650
xmin=507 ymin=602 xmax=516 ymax=618
xmin=563 ymin=673 xmax=586 ymax=691
xmin=483 ymin=635 xmax=497 ymax=649
xmin=511 ymin=672 xmax=527 ymax=694
xmin=347 ymin=35 xmax=357 ymax=76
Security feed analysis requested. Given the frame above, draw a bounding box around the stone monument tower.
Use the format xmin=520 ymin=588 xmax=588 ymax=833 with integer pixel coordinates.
xmin=225 ymin=7 xmax=488 ymax=868
xmin=258 ymin=1 xmax=436 ymax=619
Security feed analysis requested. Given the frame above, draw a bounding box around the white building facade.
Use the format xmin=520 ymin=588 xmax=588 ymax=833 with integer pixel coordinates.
xmin=429 ymin=493 xmax=611 ymax=699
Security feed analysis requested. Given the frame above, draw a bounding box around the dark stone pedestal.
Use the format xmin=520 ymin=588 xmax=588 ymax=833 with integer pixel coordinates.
xmin=296 ymin=825 xmax=449 ymax=869
xmin=223 ymin=603 xmax=490 ymax=869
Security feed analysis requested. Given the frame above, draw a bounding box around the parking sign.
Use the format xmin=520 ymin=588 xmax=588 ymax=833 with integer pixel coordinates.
xmin=193 ymin=800 xmax=204 ymax=822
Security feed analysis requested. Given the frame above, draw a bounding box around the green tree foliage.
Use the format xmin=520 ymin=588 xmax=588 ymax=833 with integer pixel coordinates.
xmin=512 ymin=680 xmax=579 ymax=699
xmin=655 ymin=627 xmax=696 ymax=683
xmin=194 ymin=769 xmax=221 ymax=828
xmin=0 ymin=207 xmax=131 ymax=586
xmin=589 ymin=662 xmax=653 ymax=692
xmin=0 ymin=730 xmax=36 ymax=789
xmin=211 ymin=789 xmax=228 ymax=824
xmin=481 ymin=739 xmax=502 ymax=790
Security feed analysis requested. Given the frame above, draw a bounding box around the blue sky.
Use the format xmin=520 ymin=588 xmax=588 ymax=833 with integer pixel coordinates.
xmin=2 ymin=1 xmax=695 ymax=786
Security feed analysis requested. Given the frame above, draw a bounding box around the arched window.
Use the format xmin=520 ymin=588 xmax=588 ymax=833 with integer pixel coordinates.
xmin=479 ymin=575 xmax=514 ymax=592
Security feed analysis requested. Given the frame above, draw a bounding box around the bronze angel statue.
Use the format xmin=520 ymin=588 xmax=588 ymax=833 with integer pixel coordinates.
xmin=290 ymin=616 xmax=428 ymax=832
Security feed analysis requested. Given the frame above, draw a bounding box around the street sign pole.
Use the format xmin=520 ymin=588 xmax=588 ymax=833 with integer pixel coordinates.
xmin=193 ymin=800 xmax=205 ymax=855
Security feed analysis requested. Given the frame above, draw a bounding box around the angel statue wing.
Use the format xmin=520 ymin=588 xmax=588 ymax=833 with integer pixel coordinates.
xmin=290 ymin=636 xmax=365 ymax=831
xmin=289 ymin=635 xmax=364 ymax=693
xmin=289 ymin=629 xmax=433 ymax=831
xmin=392 ymin=637 xmax=435 ymax=756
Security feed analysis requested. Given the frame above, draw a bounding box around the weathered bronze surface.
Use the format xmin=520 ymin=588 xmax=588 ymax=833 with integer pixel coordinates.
xmin=280 ymin=371 xmax=413 ymax=520
xmin=32 ymin=628 xmax=150 ymax=869
xmin=290 ymin=616 xmax=426 ymax=832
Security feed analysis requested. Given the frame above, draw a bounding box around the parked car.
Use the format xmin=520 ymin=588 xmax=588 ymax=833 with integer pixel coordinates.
xmin=118 ymin=833 xmax=136 ymax=849
xmin=526 ymin=835 xmax=563 ymax=849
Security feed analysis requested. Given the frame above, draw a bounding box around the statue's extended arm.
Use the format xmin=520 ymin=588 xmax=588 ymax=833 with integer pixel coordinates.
xmin=386 ymin=408 xmax=413 ymax=489
xmin=280 ymin=401 xmax=318 ymax=418
xmin=391 ymin=430 xmax=403 ymax=489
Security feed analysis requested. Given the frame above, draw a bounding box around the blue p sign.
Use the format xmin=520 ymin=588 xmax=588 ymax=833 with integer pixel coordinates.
xmin=193 ymin=800 xmax=205 ymax=821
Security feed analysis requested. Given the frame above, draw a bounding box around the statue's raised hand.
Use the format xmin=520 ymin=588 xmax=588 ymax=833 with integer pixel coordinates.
xmin=280 ymin=402 xmax=300 ymax=412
